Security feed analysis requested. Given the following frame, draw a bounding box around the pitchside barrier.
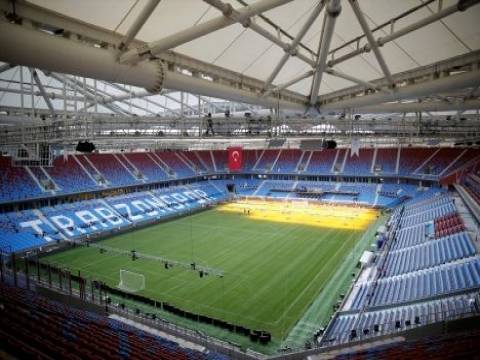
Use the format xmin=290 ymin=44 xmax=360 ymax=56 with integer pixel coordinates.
xmin=98 ymin=280 xmax=273 ymax=344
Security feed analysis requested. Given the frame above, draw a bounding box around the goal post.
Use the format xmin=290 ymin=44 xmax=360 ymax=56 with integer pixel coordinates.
xmin=117 ymin=269 xmax=145 ymax=293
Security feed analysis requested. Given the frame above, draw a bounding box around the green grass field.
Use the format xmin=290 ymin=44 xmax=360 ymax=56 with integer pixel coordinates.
xmin=42 ymin=204 xmax=376 ymax=342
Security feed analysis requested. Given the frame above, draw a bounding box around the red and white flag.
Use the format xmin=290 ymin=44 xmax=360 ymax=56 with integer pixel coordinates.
xmin=228 ymin=147 xmax=243 ymax=171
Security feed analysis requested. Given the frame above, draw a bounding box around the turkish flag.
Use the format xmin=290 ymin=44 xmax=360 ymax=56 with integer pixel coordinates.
xmin=228 ymin=147 xmax=243 ymax=171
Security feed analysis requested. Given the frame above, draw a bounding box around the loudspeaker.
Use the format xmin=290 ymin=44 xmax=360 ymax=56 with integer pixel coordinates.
xmin=76 ymin=141 xmax=95 ymax=153
xmin=325 ymin=140 xmax=337 ymax=149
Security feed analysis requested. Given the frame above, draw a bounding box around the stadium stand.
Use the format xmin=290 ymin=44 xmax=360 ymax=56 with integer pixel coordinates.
xmin=1 ymin=148 xmax=479 ymax=203
xmin=0 ymin=283 xmax=229 ymax=360
xmin=182 ymin=151 xmax=208 ymax=173
xmin=397 ymin=148 xmax=437 ymax=176
xmin=45 ymin=156 xmax=98 ymax=193
xmin=373 ymin=148 xmax=398 ymax=174
xmin=86 ymin=154 xmax=138 ymax=187
xmin=417 ymin=148 xmax=464 ymax=176
xmin=196 ymin=150 xmax=215 ymax=172
xmin=305 ymin=149 xmax=337 ymax=174
xmin=323 ymin=187 xmax=480 ymax=346
xmin=343 ymin=149 xmax=375 ymax=175
xmin=124 ymin=152 xmax=169 ymax=182
xmin=212 ymin=150 xmax=227 ymax=171
xmin=254 ymin=149 xmax=279 ymax=172
xmin=329 ymin=329 xmax=480 ymax=360
xmin=0 ymin=182 xmax=227 ymax=253
xmin=271 ymin=149 xmax=302 ymax=173
xmin=156 ymin=151 xmax=195 ymax=178
xmin=0 ymin=155 xmax=44 ymax=202
xmin=325 ymin=293 xmax=478 ymax=346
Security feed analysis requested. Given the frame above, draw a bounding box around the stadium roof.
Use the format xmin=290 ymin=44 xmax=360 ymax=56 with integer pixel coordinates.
xmin=27 ymin=0 xmax=479 ymax=97
xmin=0 ymin=0 xmax=480 ymax=147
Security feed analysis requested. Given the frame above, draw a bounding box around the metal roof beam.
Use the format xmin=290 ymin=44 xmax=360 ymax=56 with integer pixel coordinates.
xmin=349 ymin=0 xmax=394 ymax=87
xmin=120 ymin=0 xmax=294 ymax=64
xmin=344 ymin=99 xmax=480 ymax=114
xmin=0 ymin=21 xmax=306 ymax=111
xmin=329 ymin=0 xmax=480 ymax=68
xmin=260 ymin=0 xmax=325 ymax=89
xmin=320 ymin=70 xmax=480 ymax=112
xmin=325 ymin=68 xmax=384 ymax=92
xmin=29 ymin=68 xmax=56 ymax=117
xmin=104 ymin=82 xmax=182 ymax=116
xmin=51 ymin=73 xmax=131 ymax=115
xmin=265 ymin=70 xmax=315 ymax=96
xmin=0 ymin=86 xmax=86 ymax=102
xmin=309 ymin=0 xmax=341 ymax=105
xmin=118 ymin=0 xmax=162 ymax=51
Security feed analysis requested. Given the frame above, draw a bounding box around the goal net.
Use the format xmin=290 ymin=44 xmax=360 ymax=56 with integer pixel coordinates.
xmin=117 ymin=269 xmax=145 ymax=293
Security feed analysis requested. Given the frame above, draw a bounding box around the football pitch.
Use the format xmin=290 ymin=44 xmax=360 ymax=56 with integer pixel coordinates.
xmin=42 ymin=200 xmax=379 ymax=342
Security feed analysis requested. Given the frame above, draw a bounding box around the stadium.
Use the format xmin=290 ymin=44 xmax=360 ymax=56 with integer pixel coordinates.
xmin=0 ymin=0 xmax=480 ymax=359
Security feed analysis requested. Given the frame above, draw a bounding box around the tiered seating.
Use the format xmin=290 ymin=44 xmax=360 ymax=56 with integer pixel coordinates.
xmin=434 ymin=213 xmax=465 ymax=238
xmin=156 ymin=151 xmax=195 ymax=178
xmin=305 ymin=149 xmax=337 ymax=174
xmin=324 ymin=293 xmax=477 ymax=346
xmin=296 ymin=181 xmax=337 ymax=192
xmin=401 ymin=201 xmax=456 ymax=227
xmin=0 ymin=283 xmax=228 ymax=360
xmin=336 ymin=183 xmax=376 ymax=204
xmin=271 ymin=149 xmax=302 ymax=173
xmin=28 ymin=166 xmax=52 ymax=190
xmin=331 ymin=149 xmax=347 ymax=173
xmin=2 ymin=148 xmax=478 ymax=203
xmin=75 ymin=154 xmax=102 ymax=180
xmin=330 ymin=329 xmax=480 ymax=359
xmin=375 ymin=184 xmax=419 ymax=207
xmin=195 ymin=151 xmax=215 ymax=171
xmin=463 ymin=173 xmax=480 ymax=205
xmin=41 ymin=199 xmax=129 ymax=238
xmin=374 ymin=148 xmax=398 ymax=173
xmin=391 ymin=224 xmax=429 ymax=251
xmin=212 ymin=150 xmax=227 ymax=171
xmin=219 ymin=179 xmax=262 ymax=196
xmin=86 ymin=154 xmax=138 ymax=186
xmin=117 ymin=154 xmax=141 ymax=178
xmin=242 ymin=150 xmax=259 ymax=171
xmin=417 ymin=148 xmax=463 ymax=176
xmin=328 ymin=188 xmax=479 ymax=346
xmin=382 ymin=232 xmax=475 ymax=277
xmin=124 ymin=152 xmax=168 ymax=182
xmin=398 ymin=148 xmax=436 ymax=175
xmin=443 ymin=148 xmax=480 ymax=175
xmin=182 ymin=151 xmax=208 ymax=173
xmin=0 ymin=156 xmax=44 ymax=202
xmin=0 ymin=210 xmax=59 ymax=252
xmin=254 ymin=150 xmax=279 ymax=171
xmin=343 ymin=149 xmax=374 ymax=175
xmin=0 ymin=182 xmax=227 ymax=252
xmin=45 ymin=156 xmax=98 ymax=193
xmin=105 ymin=192 xmax=163 ymax=222
xmin=352 ymin=257 xmax=480 ymax=310
xmin=255 ymin=180 xmax=295 ymax=197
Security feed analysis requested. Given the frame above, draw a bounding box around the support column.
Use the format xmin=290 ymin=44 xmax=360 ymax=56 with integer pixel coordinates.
xmin=309 ymin=0 xmax=342 ymax=105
